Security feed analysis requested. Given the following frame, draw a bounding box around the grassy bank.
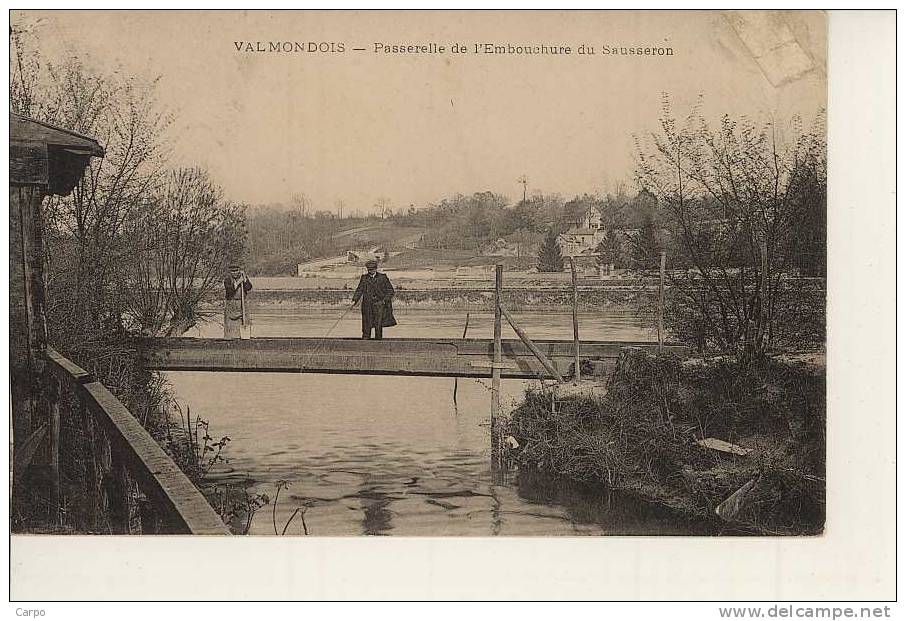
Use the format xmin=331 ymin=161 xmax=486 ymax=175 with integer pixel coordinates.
xmin=504 ymin=349 xmax=826 ymax=535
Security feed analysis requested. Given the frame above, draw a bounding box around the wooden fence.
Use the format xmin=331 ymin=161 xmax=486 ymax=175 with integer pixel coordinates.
xmin=43 ymin=347 xmax=229 ymax=535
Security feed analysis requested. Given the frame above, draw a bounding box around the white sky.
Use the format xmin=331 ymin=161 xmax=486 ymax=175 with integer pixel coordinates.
xmin=18 ymin=10 xmax=827 ymax=214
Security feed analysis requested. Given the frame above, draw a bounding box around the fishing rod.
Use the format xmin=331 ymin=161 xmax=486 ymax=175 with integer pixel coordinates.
xmin=299 ymin=303 xmax=358 ymax=370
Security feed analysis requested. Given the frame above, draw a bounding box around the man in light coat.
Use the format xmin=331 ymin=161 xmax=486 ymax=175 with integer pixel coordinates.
xmin=224 ymin=263 xmax=252 ymax=338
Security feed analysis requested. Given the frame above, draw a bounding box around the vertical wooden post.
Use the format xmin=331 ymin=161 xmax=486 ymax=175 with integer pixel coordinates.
xmin=491 ymin=265 xmax=503 ymax=455
xmin=658 ymin=251 xmax=666 ymax=353
xmin=95 ymin=427 xmax=111 ymax=532
xmin=138 ymin=494 xmax=161 ymax=534
xmin=568 ymin=257 xmax=580 ymax=383
xmin=79 ymin=400 xmax=98 ymax=532
xmin=109 ymin=454 xmax=130 ymax=534
xmin=10 ymin=186 xmax=49 ymax=506
xmin=47 ymin=376 xmax=61 ymax=524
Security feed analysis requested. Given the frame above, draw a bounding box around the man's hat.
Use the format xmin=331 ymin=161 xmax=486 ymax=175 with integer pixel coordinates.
xmin=365 ymin=259 xmax=378 ymax=268
xmin=228 ymin=263 xmax=241 ymax=270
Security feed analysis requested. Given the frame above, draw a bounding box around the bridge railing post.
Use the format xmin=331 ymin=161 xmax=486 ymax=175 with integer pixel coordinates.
xmin=108 ymin=453 xmax=131 ymax=534
xmin=568 ymin=257 xmax=580 ymax=383
xmin=43 ymin=373 xmax=62 ymax=525
xmin=491 ymin=264 xmax=503 ymax=460
xmin=78 ymin=398 xmax=99 ymax=532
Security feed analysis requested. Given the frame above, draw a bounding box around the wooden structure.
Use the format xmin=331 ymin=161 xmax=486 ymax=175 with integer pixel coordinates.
xmin=44 ymin=348 xmax=229 ymax=534
xmin=10 ymin=113 xmax=105 ymax=522
xmin=138 ymin=336 xmax=683 ymax=378
xmin=10 ymin=113 xmax=105 ymax=431
xmin=10 ymin=113 xmax=227 ymax=534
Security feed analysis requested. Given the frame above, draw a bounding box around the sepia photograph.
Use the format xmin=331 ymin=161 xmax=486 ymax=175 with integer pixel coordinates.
xmin=8 ymin=9 xmax=831 ymax=543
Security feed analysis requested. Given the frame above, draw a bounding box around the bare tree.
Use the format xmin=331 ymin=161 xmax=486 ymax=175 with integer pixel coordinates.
xmin=291 ymin=192 xmax=309 ymax=218
xmin=635 ymin=95 xmax=826 ymax=360
xmin=17 ymin=51 xmax=174 ymax=370
xmin=374 ymin=197 xmax=392 ymax=219
xmin=11 ymin=24 xmax=247 ymax=374
xmin=10 ymin=20 xmax=43 ymax=116
xmin=124 ymin=168 xmax=247 ymax=336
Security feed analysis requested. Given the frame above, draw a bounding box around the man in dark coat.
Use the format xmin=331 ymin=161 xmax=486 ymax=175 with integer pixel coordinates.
xmin=352 ymin=259 xmax=396 ymax=340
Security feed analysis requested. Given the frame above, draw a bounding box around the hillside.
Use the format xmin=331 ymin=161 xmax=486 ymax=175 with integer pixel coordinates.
xmin=248 ymin=219 xmax=424 ymax=276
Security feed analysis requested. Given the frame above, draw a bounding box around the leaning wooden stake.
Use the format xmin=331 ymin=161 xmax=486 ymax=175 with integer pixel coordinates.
xmin=499 ymin=305 xmax=565 ymax=383
xmin=658 ymin=251 xmax=666 ymax=353
xmin=568 ymin=257 xmax=580 ymax=383
xmin=452 ymin=312 xmax=471 ymax=406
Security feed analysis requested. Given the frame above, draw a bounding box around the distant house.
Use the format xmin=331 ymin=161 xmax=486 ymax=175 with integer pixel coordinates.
xmin=558 ymin=206 xmax=607 ymax=256
xmin=574 ymin=206 xmax=603 ymax=231
xmin=558 ymin=227 xmax=601 ymax=256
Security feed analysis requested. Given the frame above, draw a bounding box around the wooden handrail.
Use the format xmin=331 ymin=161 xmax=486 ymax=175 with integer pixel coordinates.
xmin=45 ymin=347 xmax=94 ymax=383
xmin=44 ymin=347 xmax=230 ymax=535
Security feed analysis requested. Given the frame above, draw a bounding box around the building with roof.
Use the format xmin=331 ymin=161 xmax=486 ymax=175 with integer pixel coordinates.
xmin=10 ymin=112 xmax=104 ymax=511
xmin=558 ymin=205 xmax=607 ymax=256
xmin=558 ymin=227 xmax=602 ymax=256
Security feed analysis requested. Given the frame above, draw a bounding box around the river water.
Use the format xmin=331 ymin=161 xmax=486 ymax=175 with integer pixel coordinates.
xmin=166 ymin=308 xmax=709 ymax=535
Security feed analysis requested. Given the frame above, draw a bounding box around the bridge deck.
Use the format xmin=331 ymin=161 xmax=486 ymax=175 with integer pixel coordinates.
xmin=138 ymin=337 xmax=685 ymax=379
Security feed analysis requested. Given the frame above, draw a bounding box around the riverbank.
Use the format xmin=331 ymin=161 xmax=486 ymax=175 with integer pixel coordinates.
xmin=503 ymin=348 xmax=826 ymax=535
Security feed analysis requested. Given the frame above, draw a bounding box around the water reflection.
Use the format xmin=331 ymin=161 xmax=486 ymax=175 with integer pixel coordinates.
xmin=360 ymin=488 xmax=394 ymax=536
xmin=514 ymin=469 xmax=715 ymax=536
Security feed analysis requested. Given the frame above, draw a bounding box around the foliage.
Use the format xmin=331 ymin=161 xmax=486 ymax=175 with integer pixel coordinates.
xmin=561 ymin=194 xmax=601 ymax=228
xmin=159 ymin=402 xmax=270 ymax=535
xmin=536 ymin=229 xmax=565 ymax=273
xmin=594 ymin=229 xmax=625 ymax=269
xmin=634 ymin=95 xmax=826 ymax=360
xmin=163 ymin=404 xmax=231 ymax=480
xmin=627 ymin=215 xmax=661 ymax=272
xmin=272 ymin=480 xmax=311 ymax=536
xmin=505 ymin=349 xmax=825 ymax=535
xmin=245 ymin=207 xmax=348 ymax=274
xmin=123 ymin=168 xmax=248 ymax=336
xmin=12 ymin=25 xmax=247 ymax=354
xmin=12 ymin=37 xmax=167 ymax=383
xmin=417 ymin=191 xmax=511 ymax=249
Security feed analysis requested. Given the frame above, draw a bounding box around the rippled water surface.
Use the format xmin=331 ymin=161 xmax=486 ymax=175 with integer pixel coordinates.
xmin=166 ymin=309 xmax=709 ymax=535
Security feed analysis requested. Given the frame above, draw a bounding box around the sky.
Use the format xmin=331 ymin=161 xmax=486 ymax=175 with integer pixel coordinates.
xmin=17 ymin=10 xmax=827 ymax=214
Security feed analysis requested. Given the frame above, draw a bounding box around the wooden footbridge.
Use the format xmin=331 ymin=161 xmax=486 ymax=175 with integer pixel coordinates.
xmin=138 ymin=336 xmax=679 ymax=379
xmin=10 ymin=116 xmax=681 ymax=536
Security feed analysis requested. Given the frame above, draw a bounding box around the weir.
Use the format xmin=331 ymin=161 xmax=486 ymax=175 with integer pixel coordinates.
xmin=137 ymin=336 xmax=686 ymax=379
